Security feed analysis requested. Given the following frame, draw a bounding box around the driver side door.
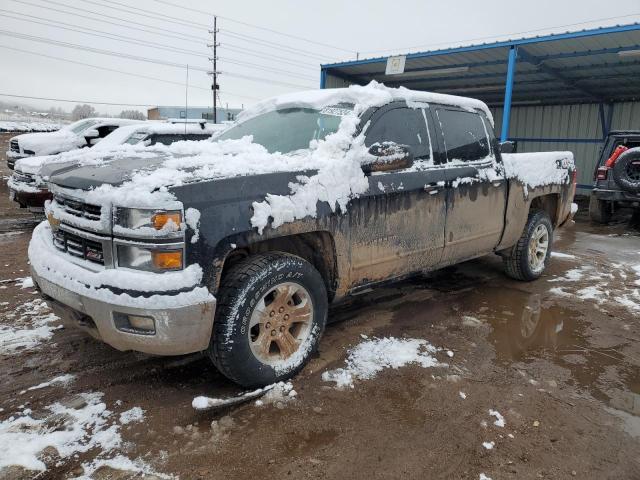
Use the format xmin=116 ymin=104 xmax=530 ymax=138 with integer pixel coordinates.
xmin=347 ymin=102 xmax=447 ymax=291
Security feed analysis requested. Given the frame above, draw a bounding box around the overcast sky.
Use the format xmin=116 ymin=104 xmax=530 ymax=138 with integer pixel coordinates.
xmin=0 ymin=0 xmax=639 ymax=115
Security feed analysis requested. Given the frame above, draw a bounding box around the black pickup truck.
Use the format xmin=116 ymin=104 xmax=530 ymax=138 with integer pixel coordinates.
xmin=29 ymin=85 xmax=576 ymax=387
xmin=589 ymin=130 xmax=640 ymax=223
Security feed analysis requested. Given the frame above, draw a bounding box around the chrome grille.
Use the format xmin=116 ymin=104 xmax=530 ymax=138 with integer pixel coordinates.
xmin=12 ymin=171 xmax=35 ymax=184
xmin=53 ymin=229 xmax=104 ymax=264
xmin=54 ymin=195 xmax=102 ymax=221
xmin=10 ymin=140 xmax=19 ymax=152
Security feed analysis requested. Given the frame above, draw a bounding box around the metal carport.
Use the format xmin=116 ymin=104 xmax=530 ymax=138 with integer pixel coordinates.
xmin=320 ymin=23 xmax=640 ymax=191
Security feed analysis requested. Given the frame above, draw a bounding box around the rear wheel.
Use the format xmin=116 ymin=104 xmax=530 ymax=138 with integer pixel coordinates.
xmin=209 ymin=252 xmax=327 ymax=388
xmin=503 ymin=210 xmax=553 ymax=281
xmin=589 ymin=194 xmax=612 ymax=224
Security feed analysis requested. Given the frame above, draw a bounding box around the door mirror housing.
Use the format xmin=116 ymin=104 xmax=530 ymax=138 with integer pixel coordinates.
xmin=500 ymin=141 xmax=515 ymax=154
xmin=363 ymin=142 xmax=414 ymax=174
xmin=84 ymin=128 xmax=99 ymax=139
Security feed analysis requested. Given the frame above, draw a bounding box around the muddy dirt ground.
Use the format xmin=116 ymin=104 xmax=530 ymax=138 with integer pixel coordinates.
xmin=0 ymin=136 xmax=639 ymax=479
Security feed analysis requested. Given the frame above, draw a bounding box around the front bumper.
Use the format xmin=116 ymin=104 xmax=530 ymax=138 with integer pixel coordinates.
xmin=9 ymin=186 xmax=51 ymax=212
xmin=29 ymin=222 xmax=216 ymax=356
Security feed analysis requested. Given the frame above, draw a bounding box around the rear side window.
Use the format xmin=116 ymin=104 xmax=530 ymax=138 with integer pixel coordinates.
xmin=365 ymin=107 xmax=430 ymax=160
xmin=436 ymin=108 xmax=490 ymax=162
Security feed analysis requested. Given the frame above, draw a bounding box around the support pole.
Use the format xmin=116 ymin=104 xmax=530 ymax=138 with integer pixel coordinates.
xmin=500 ymin=46 xmax=518 ymax=142
xmin=320 ymin=69 xmax=327 ymax=89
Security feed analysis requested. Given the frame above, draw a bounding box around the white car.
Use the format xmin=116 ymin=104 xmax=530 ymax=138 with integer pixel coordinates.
xmin=6 ymin=117 xmax=142 ymax=169
xmin=8 ymin=121 xmax=222 ymax=212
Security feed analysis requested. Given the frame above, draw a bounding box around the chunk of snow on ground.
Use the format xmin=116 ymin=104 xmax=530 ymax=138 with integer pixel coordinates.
xmin=549 ymin=287 xmax=571 ymax=298
xmin=79 ymin=454 xmax=174 ymax=479
xmin=0 ymin=392 xmax=120 ymax=472
xmin=479 ymin=474 xmax=493 ymax=480
xmin=15 ymin=276 xmax=34 ymax=289
xmin=462 ymin=315 xmax=483 ymax=327
xmin=119 ymin=407 xmax=145 ymax=425
xmin=193 ymin=382 xmax=294 ymax=411
xmin=482 ymin=441 xmax=495 ymax=450
xmin=446 ymin=350 xmax=454 ymax=358
xmin=489 ymin=409 xmax=505 ymax=427
xmin=26 ymin=374 xmax=75 ymax=392
xmin=0 ymin=299 xmax=60 ymax=354
xmin=321 ymin=337 xmax=441 ymax=389
xmin=576 ymin=286 xmax=605 ymax=302
xmin=551 ymin=252 xmax=576 ymax=259
xmin=459 ymin=392 xmax=467 ymax=399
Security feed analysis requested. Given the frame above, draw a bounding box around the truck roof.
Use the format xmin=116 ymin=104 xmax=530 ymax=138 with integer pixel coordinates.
xmin=240 ymin=81 xmax=494 ymax=126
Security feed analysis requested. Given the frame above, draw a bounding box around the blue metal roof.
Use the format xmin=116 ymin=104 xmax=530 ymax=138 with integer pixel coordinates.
xmin=321 ymin=23 xmax=640 ymax=106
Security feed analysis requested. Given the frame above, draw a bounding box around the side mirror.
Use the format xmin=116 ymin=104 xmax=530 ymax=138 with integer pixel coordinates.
xmin=363 ymin=142 xmax=414 ymax=174
xmin=84 ymin=128 xmax=99 ymax=139
xmin=500 ymin=141 xmax=515 ymax=154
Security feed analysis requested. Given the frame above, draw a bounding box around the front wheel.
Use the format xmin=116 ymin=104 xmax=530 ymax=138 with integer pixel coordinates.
xmin=209 ymin=252 xmax=327 ymax=388
xmin=503 ymin=210 xmax=553 ymax=281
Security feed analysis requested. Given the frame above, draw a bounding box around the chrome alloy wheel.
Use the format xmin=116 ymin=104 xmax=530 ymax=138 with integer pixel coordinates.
xmin=528 ymin=223 xmax=549 ymax=274
xmin=248 ymin=282 xmax=313 ymax=366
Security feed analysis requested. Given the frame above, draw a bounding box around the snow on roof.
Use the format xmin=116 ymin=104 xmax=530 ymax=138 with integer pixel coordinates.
xmin=239 ymin=81 xmax=493 ymax=125
xmin=96 ymin=122 xmax=218 ymax=146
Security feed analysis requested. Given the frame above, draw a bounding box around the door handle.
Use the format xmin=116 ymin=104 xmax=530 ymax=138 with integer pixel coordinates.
xmin=424 ymin=183 xmax=440 ymax=194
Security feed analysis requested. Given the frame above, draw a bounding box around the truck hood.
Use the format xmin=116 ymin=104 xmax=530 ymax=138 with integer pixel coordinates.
xmin=12 ymin=130 xmax=83 ymax=156
xmin=49 ymin=156 xmax=169 ymax=190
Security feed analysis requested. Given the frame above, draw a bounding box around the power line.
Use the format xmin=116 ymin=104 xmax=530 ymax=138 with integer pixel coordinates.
xmin=17 ymin=0 xmax=335 ymax=62
xmin=8 ymin=0 xmax=327 ymax=65
xmin=0 ymin=44 xmax=260 ymax=101
xmin=150 ymin=0 xmax=356 ymax=54
xmin=1 ymin=11 xmax=318 ymax=80
xmin=0 ymin=93 xmax=159 ymax=107
xmin=0 ymin=29 xmax=316 ymax=89
xmin=359 ymin=12 xmax=640 ymax=55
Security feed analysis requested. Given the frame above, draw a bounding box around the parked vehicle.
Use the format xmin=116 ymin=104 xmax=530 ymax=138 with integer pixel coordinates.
xmin=8 ymin=122 xmax=220 ymax=213
xmin=28 ymin=85 xmax=576 ymax=387
xmin=589 ymin=130 xmax=640 ymax=223
xmin=6 ymin=117 xmax=141 ymax=169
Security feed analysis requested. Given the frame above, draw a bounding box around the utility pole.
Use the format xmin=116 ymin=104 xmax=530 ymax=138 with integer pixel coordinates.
xmin=207 ymin=16 xmax=220 ymax=123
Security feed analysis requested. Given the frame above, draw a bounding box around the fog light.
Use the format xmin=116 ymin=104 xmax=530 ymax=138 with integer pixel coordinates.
xmin=114 ymin=312 xmax=156 ymax=335
xmin=129 ymin=315 xmax=155 ymax=332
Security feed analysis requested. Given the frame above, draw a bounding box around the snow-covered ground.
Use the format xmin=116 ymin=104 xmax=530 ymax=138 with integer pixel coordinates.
xmin=0 ymin=120 xmax=62 ymax=132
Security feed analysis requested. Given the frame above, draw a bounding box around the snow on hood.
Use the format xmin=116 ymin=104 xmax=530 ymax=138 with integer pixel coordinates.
xmin=11 ymin=129 xmax=85 ymax=156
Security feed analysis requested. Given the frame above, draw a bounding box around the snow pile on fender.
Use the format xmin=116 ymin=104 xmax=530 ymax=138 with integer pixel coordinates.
xmin=502 ymin=152 xmax=574 ymax=194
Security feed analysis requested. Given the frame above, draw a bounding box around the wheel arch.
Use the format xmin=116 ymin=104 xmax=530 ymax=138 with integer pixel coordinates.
xmin=212 ymin=230 xmax=339 ymax=302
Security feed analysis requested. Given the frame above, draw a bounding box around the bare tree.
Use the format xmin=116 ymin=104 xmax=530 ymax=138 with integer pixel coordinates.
xmin=71 ymin=104 xmax=96 ymax=120
xmin=119 ymin=110 xmax=146 ymax=120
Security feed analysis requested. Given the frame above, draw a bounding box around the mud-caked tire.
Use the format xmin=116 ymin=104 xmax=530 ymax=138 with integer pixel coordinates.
xmin=588 ymin=194 xmax=612 ymax=224
xmin=209 ymin=252 xmax=327 ymax=388
xmin=503 ymin=210 xmax=553 ymax=282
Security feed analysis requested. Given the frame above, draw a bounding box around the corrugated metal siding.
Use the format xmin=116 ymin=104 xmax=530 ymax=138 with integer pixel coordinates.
xmin=491 ymin=101 xmax=640 ymax=191
xmin=325 ymin=74 xmax=354 ymax=88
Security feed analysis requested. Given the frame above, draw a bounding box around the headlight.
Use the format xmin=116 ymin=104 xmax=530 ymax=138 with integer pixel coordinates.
xmin=117 ymin=245 xmax=183 ymax=272
xmin=115 ymin=207 xmax=182 ymax=232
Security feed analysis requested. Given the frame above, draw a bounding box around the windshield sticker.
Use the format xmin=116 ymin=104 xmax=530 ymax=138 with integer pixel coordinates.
xmin=320 ymin=106 xmax=353 ymax=117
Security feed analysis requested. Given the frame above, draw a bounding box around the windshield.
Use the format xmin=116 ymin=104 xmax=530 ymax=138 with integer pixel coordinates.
xmin=125 ymin=132 xmax=149 ymax=145
xmin=66 ymin=119 xmax=99 ymax=134
xmin=215 ymin=105 xmax=353 ymax=154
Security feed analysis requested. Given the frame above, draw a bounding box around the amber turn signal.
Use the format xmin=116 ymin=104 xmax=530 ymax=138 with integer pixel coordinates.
xmin=152 ymin=250 xmax=183 ymax=270
xmin=152 ymin=211 xmax=182 ymax=230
